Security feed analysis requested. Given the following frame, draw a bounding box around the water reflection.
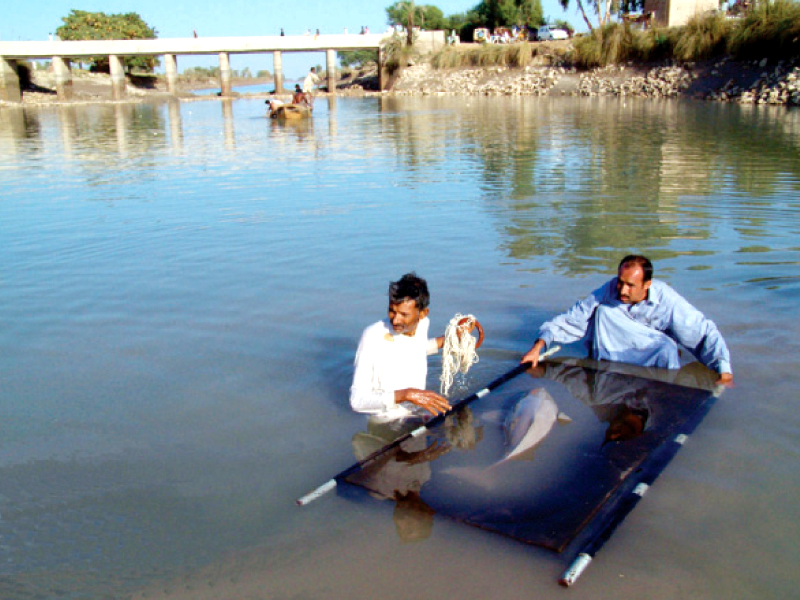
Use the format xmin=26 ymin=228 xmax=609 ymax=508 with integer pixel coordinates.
xmin=167 ymin=99 xmax=183 ymax=152
xmin=222 ymin=99 xmax=235 ymax=149
xmin=1 ymin=95 xmax=800 ymax=599
xmin=1 ymin=97 xmax=798 ymax=283
xmin=350 ymin=408 xmax=481 ymax=542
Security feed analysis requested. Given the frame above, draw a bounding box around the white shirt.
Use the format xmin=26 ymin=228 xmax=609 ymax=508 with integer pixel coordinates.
xmin=303 ymin=71 xmax=320 ymax=93
xmin=350 ymin=317 xmax=439 ymax=418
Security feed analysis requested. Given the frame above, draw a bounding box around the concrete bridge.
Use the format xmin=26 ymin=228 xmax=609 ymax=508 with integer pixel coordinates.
xmin=0 ymin=33 xmax=400 ymax=102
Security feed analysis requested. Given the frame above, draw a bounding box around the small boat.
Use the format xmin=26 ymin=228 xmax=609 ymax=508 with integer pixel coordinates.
xmin=271 ymin=104 xmax=312 ymax=120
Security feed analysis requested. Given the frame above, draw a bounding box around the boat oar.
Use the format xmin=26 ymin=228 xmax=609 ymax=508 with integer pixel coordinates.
xmin=558 ymin=383 xmax=726 ymax=587
xmin=296 ymin=346 xmax=561 ymax=506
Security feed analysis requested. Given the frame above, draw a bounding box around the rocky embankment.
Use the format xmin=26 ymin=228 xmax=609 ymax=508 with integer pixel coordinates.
xmin=390 ymin=55 xmax=800 ymax=106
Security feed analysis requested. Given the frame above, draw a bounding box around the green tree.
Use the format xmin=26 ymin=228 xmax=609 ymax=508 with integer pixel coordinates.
xmin=387 ymin=1 xmax=425 ymax=44
xmin=56 ymin=10 xmax=158 ymax=73
xmin=472 ymin=0 xmax=545 ymax=29
xmin=339 ymin=49 xmax=380 ymax=68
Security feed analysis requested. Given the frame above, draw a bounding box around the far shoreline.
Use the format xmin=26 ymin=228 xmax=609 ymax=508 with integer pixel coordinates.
xmin=5 ymin=51 xmax=799 ymax=108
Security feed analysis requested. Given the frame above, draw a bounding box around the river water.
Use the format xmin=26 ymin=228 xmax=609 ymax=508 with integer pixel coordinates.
xmin=1 ymin=95 xmax=799 ymax=599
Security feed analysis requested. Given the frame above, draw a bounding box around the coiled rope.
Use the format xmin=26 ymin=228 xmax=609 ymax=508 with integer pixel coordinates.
xmin=440 ymin=314 xmax=482 ymax=396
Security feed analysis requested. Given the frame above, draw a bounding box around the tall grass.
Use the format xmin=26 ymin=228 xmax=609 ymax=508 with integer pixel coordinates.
xmin=673 ymin=12 xmax=732 ymax=61
xmin=571 ymin=1 xmax=800 ymax=67
xmin=430 ymin=43 xmax=537 ymax=69
xmin=728 ymin=0 xmax=800 ymax=59
xmin=573 ymin=23 xmax=641 ymax=68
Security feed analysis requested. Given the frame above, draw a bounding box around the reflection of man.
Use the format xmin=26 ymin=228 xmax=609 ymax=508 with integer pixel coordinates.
xmin=351 ymin=418 xmax=446 ymax=542
xmin=529 ymin=358 xmax=718 ymax=446
xmin=522 ymin=255 xmax=733 ymax=386
xmin=530 ymin=360 xmax=655 ymax=443
xmin=350 ymin=273 xmax=450 ymax=418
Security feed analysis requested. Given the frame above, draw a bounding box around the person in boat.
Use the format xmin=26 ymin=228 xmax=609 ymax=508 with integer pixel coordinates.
xmin=521 ymin=254 xmax=733 ymax=386
xmin=265 ymin=91 xmax=284 ymax=117
xmin=350 ymin=273 xmax=451 ymax=418
xmin=292 ymin=84 xmax=310 ymax=106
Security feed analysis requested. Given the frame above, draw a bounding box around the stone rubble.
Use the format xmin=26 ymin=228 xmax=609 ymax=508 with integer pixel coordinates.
xmin=389 ymin=56 xmax=800 ymax=107
xmin=392 ymin=63 xmax=565 ymax=96
xmin=576 ymin=64 xmax=696 ymax=98
xmin=703 ymin=58 xmax=800 ymax=106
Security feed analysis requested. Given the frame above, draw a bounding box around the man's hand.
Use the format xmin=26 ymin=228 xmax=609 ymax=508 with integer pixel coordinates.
xmin=521 ymin=339 xmax=547 ymax=367
xmin=395 ymin=388 xmax=451 ymax=416
xmin=717 ymin=372 xmax=734 ymax=387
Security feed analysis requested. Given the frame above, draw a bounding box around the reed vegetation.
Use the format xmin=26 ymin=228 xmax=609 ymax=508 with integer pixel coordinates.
xmin=569 ymin=0 xmax=800 ymax=67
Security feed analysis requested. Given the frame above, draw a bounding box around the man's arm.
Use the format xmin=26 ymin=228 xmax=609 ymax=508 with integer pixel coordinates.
xmin=665 ymin=287 xmax=733 ymax=385
xmin=521 ymin=281 xmax=612 ymax=365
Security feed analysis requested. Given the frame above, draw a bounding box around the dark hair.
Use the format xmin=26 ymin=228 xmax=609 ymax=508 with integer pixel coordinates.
xmin=618 ymin=255 xmax=653 ymax=282
xmin=389 ymin=273 xmax=430 ymax=310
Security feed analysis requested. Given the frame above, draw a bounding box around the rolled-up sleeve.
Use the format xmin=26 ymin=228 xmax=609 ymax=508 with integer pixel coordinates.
xmin=539 ymin=281 xmax=611 ymax=348
xmin=666 ymin=291 xmax=732 ymax=374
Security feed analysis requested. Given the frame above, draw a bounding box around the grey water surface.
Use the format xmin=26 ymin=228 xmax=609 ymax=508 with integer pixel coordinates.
xmin=1 ymin=95 xmax=799 ymax=599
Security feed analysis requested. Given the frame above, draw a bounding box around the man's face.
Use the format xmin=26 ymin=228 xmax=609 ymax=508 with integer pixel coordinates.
xmin=388 ymin=299 xmax=428 ymax=336
xmin=616 ymin=264 xmax=651 ymax=304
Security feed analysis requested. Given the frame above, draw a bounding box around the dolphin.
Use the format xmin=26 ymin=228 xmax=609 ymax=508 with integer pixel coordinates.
xmin=501 ymin=387 xmax=559 ymax=463
xmin=441 ymin=388 xmax=563 ymax=489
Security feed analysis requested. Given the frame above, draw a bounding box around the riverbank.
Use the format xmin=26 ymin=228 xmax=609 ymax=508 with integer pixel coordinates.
xmin=387 ymin=48 xmax=800 ymax=106
xmin=6 ymin=51 xmax=799 ymax=107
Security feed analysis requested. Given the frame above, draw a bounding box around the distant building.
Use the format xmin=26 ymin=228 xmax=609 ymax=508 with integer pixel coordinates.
xmin=644 ymin=0 xmax=719 ymax=27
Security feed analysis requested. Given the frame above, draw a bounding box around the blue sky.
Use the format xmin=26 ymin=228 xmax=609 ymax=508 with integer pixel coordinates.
xmin=3 ymin=0 xmax=574 ymax=78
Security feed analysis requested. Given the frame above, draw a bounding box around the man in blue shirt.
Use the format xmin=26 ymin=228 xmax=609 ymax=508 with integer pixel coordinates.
xmin=521 ymin=255 xmax=733 ymax=386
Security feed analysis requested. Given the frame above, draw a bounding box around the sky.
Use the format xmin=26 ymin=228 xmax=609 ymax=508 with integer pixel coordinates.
xmin=2 ymin=0 xmax=575 ymax=78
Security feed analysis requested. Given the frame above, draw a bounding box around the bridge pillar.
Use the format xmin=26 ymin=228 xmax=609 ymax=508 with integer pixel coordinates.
xmin=219 ymin=52 xmax=233 ymax=96
xmin=325 ymin=49 xmax=336 ymax=93
xmin=0 ymin=57 xmax=22 ymax=103
xmin=109 ymin=54 xmax=126 ymax=100
xmin=52 ymin=56 xmax=73 ymax=100
xmin=164 ymin=54 xmax=178 ymax=95
xmin=272 ymin=51 xmax=284 ymax=92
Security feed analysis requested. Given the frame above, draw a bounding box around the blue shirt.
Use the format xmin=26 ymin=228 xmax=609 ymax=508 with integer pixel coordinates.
xmin=538 ymin=278 xmax=732 ymax=374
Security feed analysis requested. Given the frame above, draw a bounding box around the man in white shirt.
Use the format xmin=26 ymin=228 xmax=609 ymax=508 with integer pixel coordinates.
xmin=350 ymin=273 xmax=451 ymax=418
xmin=302 ymin=67 xmax=321 ymax=95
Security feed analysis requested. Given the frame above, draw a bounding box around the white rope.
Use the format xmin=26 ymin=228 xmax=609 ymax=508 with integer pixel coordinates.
xmin=440 ymin=313 xmax=480 ymax=396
